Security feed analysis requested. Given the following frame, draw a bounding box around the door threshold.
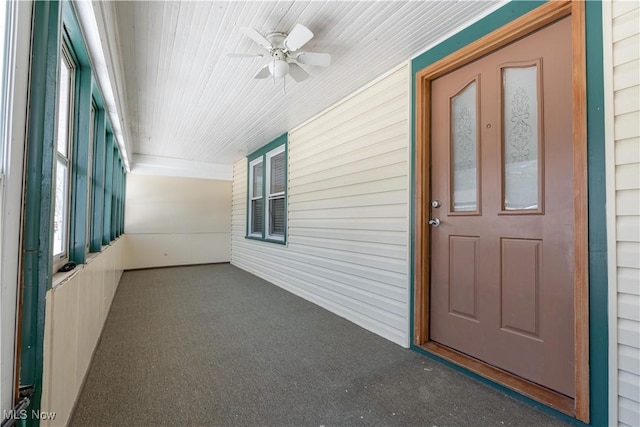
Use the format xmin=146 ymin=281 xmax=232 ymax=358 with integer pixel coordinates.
xmin=418 ymin=341 xmax=575 ymax=417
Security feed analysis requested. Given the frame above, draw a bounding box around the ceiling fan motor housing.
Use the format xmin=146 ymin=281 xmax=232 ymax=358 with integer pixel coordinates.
xmin=266 ymin=33 xmax=288 ymax=53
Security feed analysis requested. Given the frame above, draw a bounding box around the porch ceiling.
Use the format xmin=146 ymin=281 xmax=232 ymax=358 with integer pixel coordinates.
xmin=111 ymin=0 xmax=503 ymax=167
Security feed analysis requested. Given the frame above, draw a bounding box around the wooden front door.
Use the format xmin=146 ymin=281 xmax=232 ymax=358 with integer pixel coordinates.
xmin=429 ymin=17 xmax=574 ymax=397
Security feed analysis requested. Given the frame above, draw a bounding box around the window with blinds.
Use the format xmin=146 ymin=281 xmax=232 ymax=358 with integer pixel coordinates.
xmin=266 ymin=147 xmax=285 ymax=239
xmin=246 ymin=134 xmax=287 ymax=243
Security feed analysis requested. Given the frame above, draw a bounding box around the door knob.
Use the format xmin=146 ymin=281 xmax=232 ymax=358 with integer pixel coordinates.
xmin=428 ymin=218 xmax=441 ymax=227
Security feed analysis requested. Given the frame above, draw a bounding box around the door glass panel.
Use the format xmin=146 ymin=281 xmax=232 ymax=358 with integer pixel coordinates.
xmin=451 ymin=80 xmax=478 ymax=212
xmin=503 ymin=66 xmax=539 ymax=210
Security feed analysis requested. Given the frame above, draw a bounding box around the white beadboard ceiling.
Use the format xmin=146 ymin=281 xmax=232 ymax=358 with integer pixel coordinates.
xmin=111 ymin=1 xmax=504 ymax=169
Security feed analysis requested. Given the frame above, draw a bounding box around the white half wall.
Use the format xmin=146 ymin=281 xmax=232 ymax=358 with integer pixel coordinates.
xmin=231 ymin=65 xmax=411 ymax=347
xmin=40 ymin=238 xmax=125 ymax=427
xmin=124 ymin=174 xmax=231 ymax=269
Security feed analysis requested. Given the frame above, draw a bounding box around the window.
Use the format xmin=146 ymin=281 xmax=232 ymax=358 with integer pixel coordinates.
xmin=248 ymin=157 xmax=263 ymax=236
xmin=85 ymin=101 xmax=95 ymax=253
xmin=246 ymin=134 xmax=287 ymax=243
xmin=52 ymin=42 xmax=76 ymax=265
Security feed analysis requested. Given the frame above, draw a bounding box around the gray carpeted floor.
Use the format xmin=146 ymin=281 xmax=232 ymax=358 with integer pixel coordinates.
xmin=70 ymin=263 xmax=568 ymax=427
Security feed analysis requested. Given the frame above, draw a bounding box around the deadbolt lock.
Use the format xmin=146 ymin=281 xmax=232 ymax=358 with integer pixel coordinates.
xmin=431 ymin=200 xmax=441 ymax=208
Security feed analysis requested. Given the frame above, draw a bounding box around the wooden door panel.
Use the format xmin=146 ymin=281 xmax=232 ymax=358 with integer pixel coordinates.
xmin=500 ymin=238 xmax=542 ymax=338
xmin=429 ymin=16 xmax=574 ymax=397
xmin=448 ymin=236 xmax=479 ymax=320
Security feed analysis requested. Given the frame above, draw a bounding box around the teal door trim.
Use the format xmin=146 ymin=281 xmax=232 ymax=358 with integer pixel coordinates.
xmin=19 ymin=1 xmax=61 ymax=425
xmin=409 ymin=1 xmax=607 ymax=425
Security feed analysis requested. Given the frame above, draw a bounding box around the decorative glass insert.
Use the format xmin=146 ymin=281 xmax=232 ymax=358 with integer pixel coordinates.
xmin=451 ymin=80 xmax=478 ymax=212
xmin=503 ymin=66 xmax=539 ymax=210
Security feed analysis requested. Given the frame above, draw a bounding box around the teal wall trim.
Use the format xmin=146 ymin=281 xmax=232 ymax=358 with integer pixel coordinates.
xmin=69 ymin=65 xmax=92 ymax=264
xmin=65 ymin=0 xmax=92 ymax=264
xmin=122 ymin=172 xmax=127 ymax=234
xmin=110 ymin=146 xmax=117 ymax=240
xmin=90 ymin=111 xmax=106 ymax=252
xmin=409 ymin=1 xmax=607 ymax=425
xmin=247 ymin=133 xmax=288 ymax=161
xmin=584 ymin=2 xmax=607 ymax=426
xmin=103 ymin=133 xmax=114 ymax=244
xmin=19 ymin=1 xmax=61 ymax=425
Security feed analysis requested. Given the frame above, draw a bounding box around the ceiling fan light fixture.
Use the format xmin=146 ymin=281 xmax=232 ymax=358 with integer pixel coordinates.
xmin=268 ymin=59 xmax=290 ymax=78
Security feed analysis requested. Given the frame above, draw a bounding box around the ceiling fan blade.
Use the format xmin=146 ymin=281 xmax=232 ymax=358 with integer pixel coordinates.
xmin=227 ymin=53 xmax=264 ymax=58
xmin=254 ymin=65 xmax=271 ymax=79
xmin=240 ymin=27 xmax=272 ymax=49
xmin=288 ymin=63 xmax=309 ymax=82
xmin=296 ymin=52 xmax=331 ymax=67
xmin=283 ymin=24 xmax=313 ymax=51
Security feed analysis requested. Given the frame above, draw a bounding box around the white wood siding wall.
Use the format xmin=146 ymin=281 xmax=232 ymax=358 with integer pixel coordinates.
xmin=40 ymin=238 xmax=125 ymax=427
xmin=607 ymin=2 xmax=640 ymax=426
xmin=231 ymin=65 xmax=410 ymax=346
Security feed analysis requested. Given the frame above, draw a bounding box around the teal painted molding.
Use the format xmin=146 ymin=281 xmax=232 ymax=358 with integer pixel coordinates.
xmin=110 ymin=146 xmax=117 ymax=241
xmin=61 ymin=0 xmax=89 ymax=67
xmin=245 ymin=133 xmax=288 ymax=243
xmin=90 ymin=111 xmax=106 ymax=252
xmin=410 ymin=1 xmax=544 ymax=74
xmin=19 ymin=1 xmax=61 ymax=425
xmin=114 ymin=159 xmax=121 ymax=238
xmin=63 ymin=0 xmax=98 ymax=262
xmin=120 ymin=164 xmax=125 ymax=235
xmin=409 ymin=1 xmax=608 ymax=425
xmin=69 ymin=62 xmax=92 ymax=264
xmin=585 ymin=2 xmax=608 ymax=426
xmin=103 ymin=133 xmax=114 ymax=244
xmin=123 ymin=172 xmax=127 ymax=234
xmin=91 ymin=79 xmax=105 ymax=109
xmin=247 ymin=133 xmax=288 ymax=161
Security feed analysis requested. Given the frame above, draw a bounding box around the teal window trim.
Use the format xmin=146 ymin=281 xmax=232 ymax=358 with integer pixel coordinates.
xmin=102 ymin=132 xmax=114 ymax=245
xmin=67 ymin=59 xmax=91 ymax=265
xmin=20 ymin=1 xmax=61 ymax=424
xmin=90 ymin=108 xmax=106 ymax=252
xmin=245 ymin=133 xmax=288 ymax=245
xmin=110 ymin=145 xmax=117 ymax=241
xmin=20 ymin=3 xmax=127 ymax=424
xmin=409 ymin=1 xmax=607 ymax=425
xmin=64 ymin=6 xmax=93 ymax=264
xmin=51 ymin=36 xmax=76 ymax=271
xmin=122 ymin=172 xmax=127 ymax=234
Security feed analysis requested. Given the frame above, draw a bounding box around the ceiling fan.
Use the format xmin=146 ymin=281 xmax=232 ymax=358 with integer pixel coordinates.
xmin=228 ymin=24 xmax=331 ymax=83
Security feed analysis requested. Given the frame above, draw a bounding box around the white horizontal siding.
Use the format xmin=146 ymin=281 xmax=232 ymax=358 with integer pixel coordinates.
xmin=608 ymin=2 xmax=640 ymax=425
xmin=231 ymin=65 xmax=410 ymax=346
